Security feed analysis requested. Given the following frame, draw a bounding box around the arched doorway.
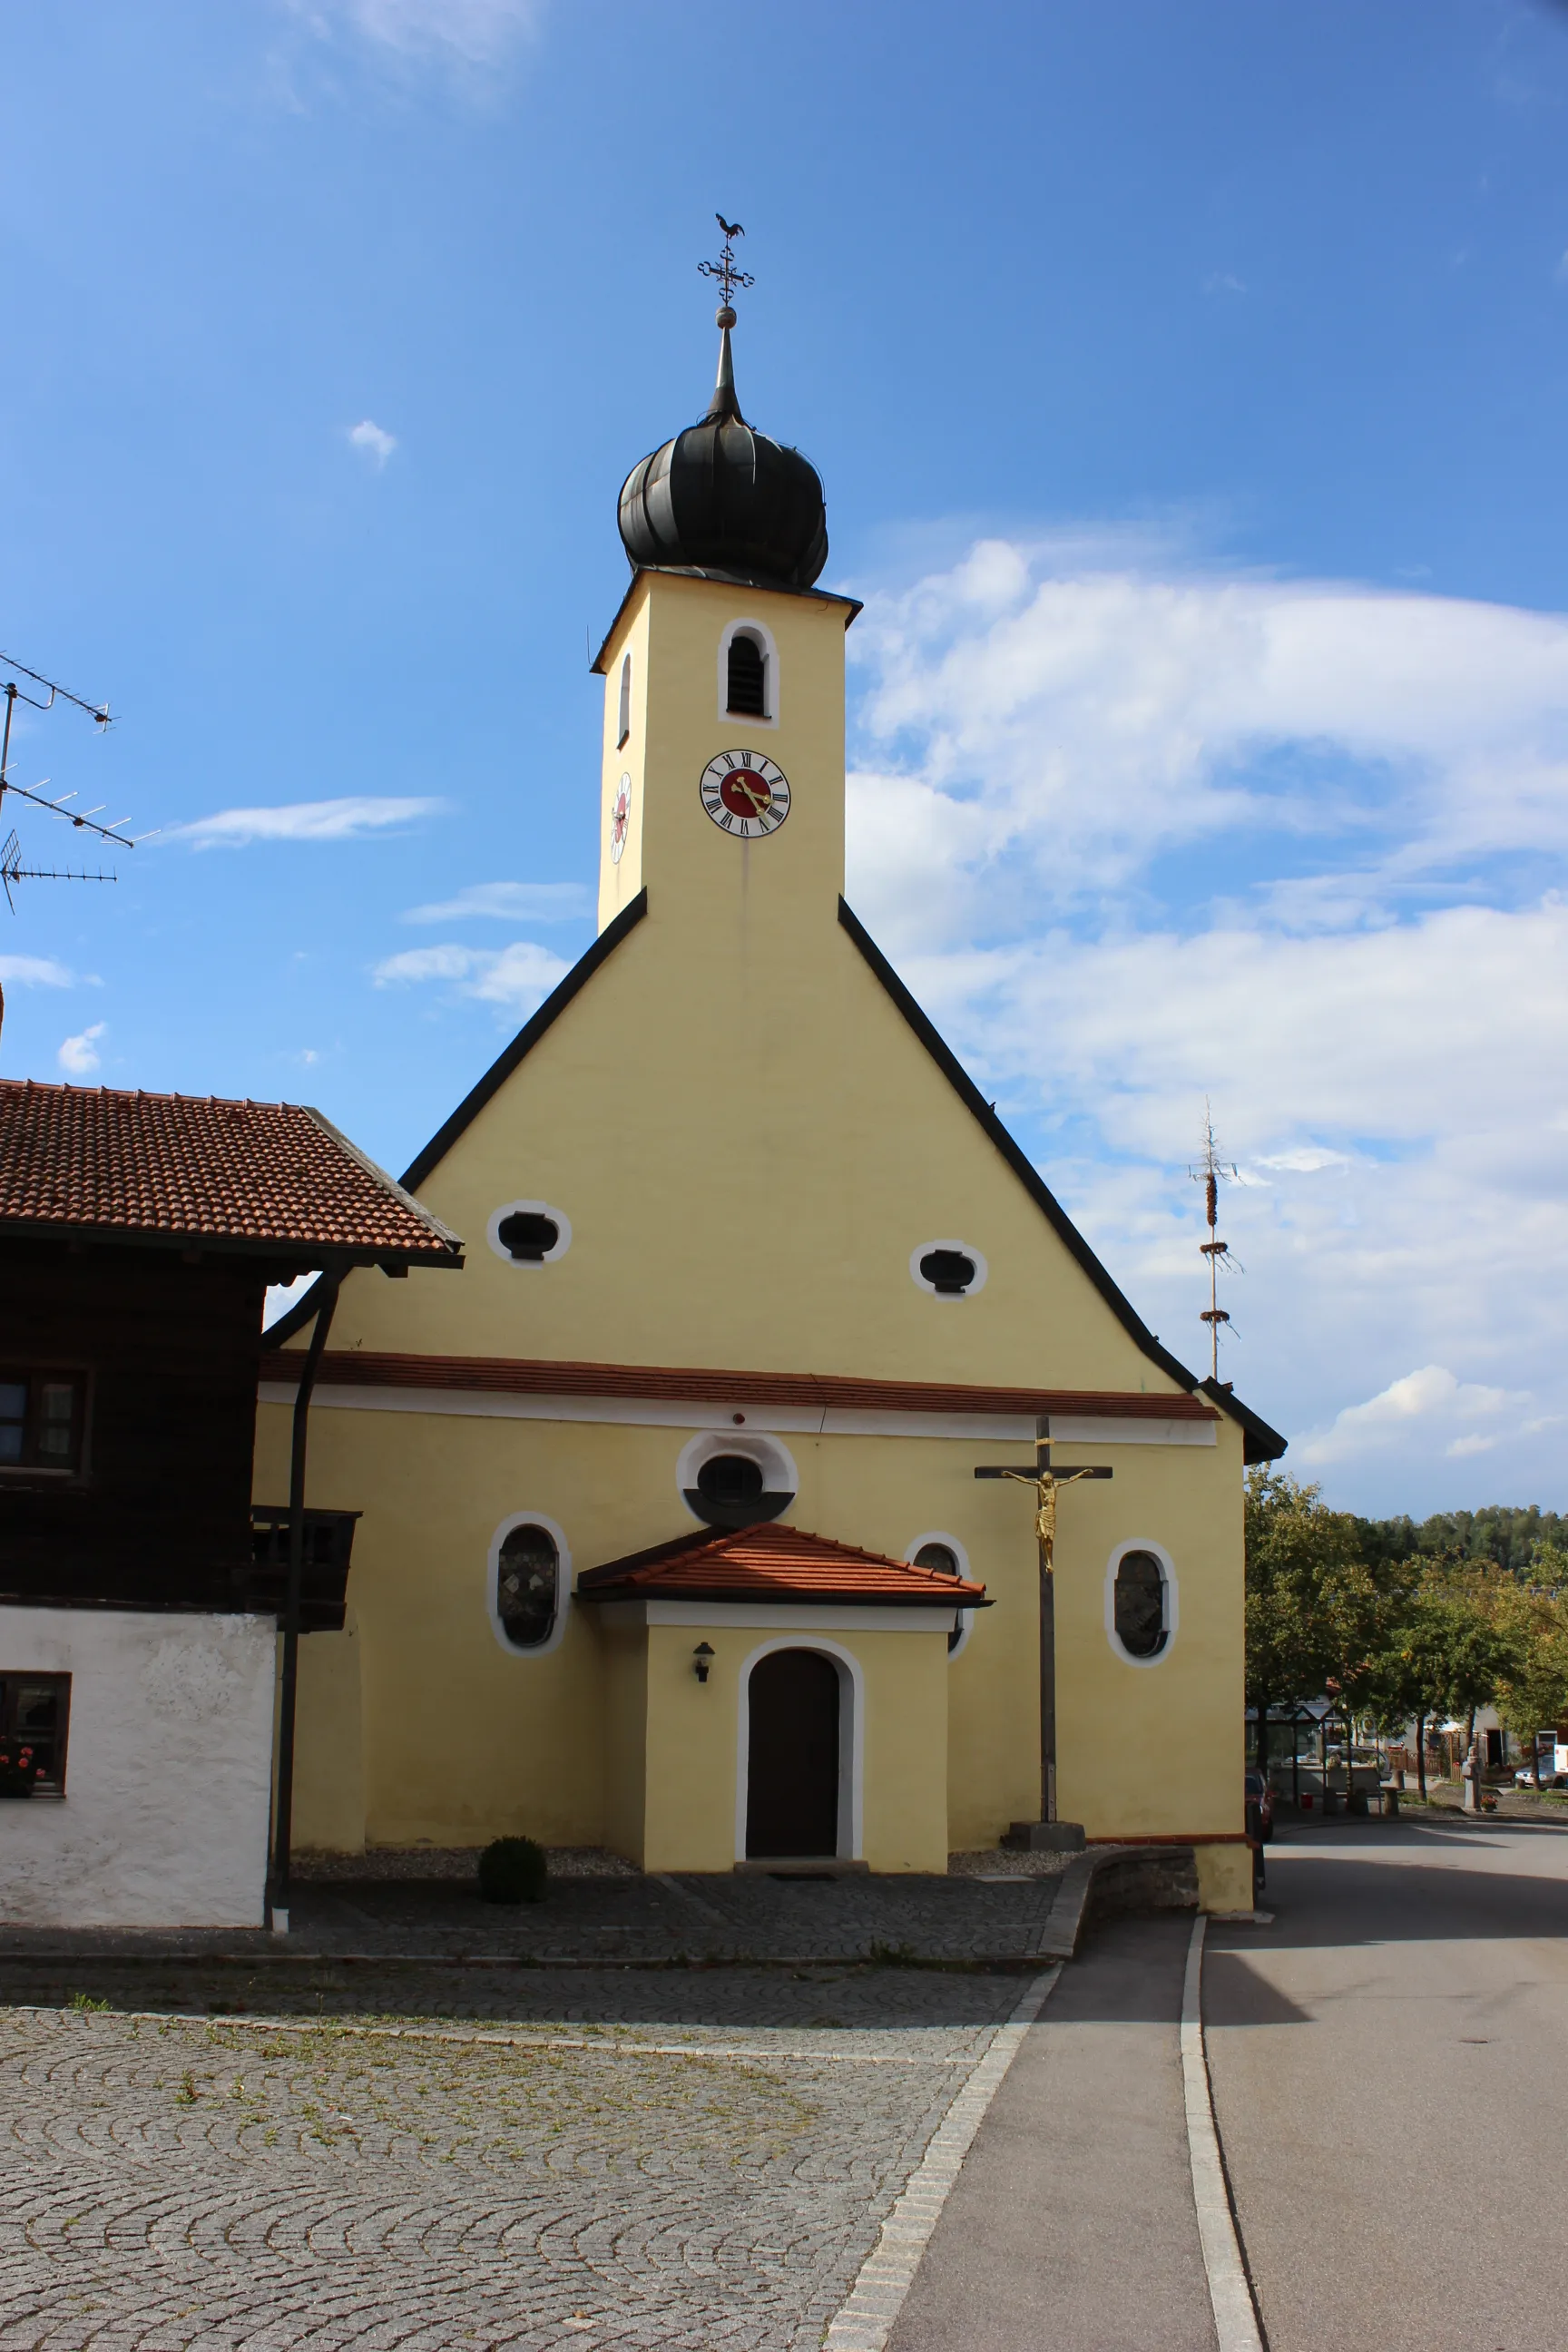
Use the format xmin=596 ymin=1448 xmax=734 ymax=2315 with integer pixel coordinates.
xmin=745 ymin=1648 xmax=840 ymax=1858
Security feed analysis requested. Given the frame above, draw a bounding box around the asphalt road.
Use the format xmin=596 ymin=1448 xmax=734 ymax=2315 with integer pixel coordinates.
xmin=893 ymin=1817 xmax=1568 ymax=2351
xmin=1209 ymin=1815 xmax=1568 ymax=2351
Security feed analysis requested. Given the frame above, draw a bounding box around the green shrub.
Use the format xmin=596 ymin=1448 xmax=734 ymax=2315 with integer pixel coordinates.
xmin=477 ymin=1837 xmax=547 ymax=1906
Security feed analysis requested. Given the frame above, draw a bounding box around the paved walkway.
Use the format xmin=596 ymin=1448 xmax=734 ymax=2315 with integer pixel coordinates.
xmin=886 ymin=1914 xmax=1218 ymax=2352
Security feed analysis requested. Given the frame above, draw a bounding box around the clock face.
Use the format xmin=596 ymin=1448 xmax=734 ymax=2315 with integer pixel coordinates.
xmin=699 ymin=750 xmax=791 ymax=839
xmin=610 ymin=772 xmax=632 ymax=864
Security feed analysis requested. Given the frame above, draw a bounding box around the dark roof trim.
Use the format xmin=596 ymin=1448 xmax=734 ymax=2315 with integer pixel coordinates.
xmin=591 ymin=568 xmax=862 ymax=674
xmin=837 ymin=897 xmax=1285 ymax=1465
xmin=1199 ymin=1377 xmax=1288 ymax=1467
xmin=267 ymin=891 xmax=649 ymax=1348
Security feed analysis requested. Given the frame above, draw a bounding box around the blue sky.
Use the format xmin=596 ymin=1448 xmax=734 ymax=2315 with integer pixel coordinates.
xmin=5 ymin=0 xmax=1568 ymax=1514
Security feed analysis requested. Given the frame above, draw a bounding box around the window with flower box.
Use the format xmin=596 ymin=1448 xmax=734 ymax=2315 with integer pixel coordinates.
xmin=0 ymin=1371 xmax=86 ymax=1475
xmin=0 ymin=1673 xmax=71 ymax=1797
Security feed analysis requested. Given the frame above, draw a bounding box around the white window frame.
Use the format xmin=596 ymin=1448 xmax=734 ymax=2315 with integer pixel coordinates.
xmin=1103 ymin=1537 xmax=1178 ymax=1668
xmin=905 ymin=1530 xmax=976 ymax=1659
xmin=717 ymin=617 xmax=780 ymax=729
xmin=734 ymin=1635 xmax=864 ymax=1861
xmin=487 ymin=1510 xmax=572 ymax=1659
xmin=617 ymin=652 xmax=632 ymax=749
xmin=909 ymin=1240 xmax=989 ymax=1301
xmin=486 ymin=1200 xmax=573 ymax=1269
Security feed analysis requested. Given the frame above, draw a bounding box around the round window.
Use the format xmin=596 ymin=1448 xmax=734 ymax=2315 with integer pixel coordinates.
xmin=497 ymin=1524 xmax=559 ymax=1650
xmin=914 ymin=1542 xmax=961 ymax=1576
xmin=686 ymin=1452 xmax=793 ymax=1531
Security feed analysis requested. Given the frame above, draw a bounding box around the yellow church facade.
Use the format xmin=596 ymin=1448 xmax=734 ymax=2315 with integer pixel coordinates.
xmin=257 ymin=306 xmax=1282 ymax=1911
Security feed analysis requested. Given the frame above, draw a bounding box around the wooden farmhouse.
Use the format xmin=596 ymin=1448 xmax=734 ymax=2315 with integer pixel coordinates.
xmin=0 ymin=1082 xmax=459 ymax=1926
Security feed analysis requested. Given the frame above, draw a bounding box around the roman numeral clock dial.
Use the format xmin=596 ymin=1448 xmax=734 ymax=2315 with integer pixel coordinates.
xmin=699 ymin=750 xmax=791 ymax=839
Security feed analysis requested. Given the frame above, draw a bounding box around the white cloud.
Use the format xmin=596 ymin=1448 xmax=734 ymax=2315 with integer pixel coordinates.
xmin=404 ymin=881 xmax=592 ymax=924
xmin=348 ymin=418 xmax=397 ymax=467
xmin=848 ymin=539 xmax=1568 ymax=946
xmin=57 ymin=1022 xmax=106 ymax=1076
xmin=168 ymin=797 xmax=441 ymax=849
xmin=1296 ymin=1367 xmax=1523 ymax=1467
xmin=843 ymin=534 xmax=1568 ymax=1509
xmin=287 ymin=0 xmax=538 ymax=64
xmin=373 ymin=936 xmax=567 ymax=1014
xmin=0 ymin=956 xmax=73 ymax=987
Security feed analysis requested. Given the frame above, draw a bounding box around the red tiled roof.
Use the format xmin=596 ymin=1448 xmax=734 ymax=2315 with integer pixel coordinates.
xmin=258 ymin=1346 xmax=1215 ymax=1422
xmin=0 ymin=1080 xmax=463 ymax=1263
xmin=576 ymin=1521 xmax=991 ymax=1607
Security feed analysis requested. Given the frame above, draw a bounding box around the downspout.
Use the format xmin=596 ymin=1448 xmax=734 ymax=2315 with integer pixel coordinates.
xmin=268 ymin=1269 xmax=341 ymax=1931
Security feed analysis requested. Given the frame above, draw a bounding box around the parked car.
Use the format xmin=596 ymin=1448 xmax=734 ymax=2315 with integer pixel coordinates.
xmin=1244 ymin=1768 xmax=1274 ymax=1843
xmin=1514 ymin=1766 xmax=1568 ymax=1789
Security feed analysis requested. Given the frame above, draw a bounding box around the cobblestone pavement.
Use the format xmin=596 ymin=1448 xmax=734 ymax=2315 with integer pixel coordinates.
xmin=0 ymin=1969 xmax=1034 ymax=2352
xmin=0 ymin=1867 xmax=1070 ymax=1973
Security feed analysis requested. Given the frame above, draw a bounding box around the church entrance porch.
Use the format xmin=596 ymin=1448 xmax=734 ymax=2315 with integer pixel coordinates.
xmin=744 ymin=1645 xmax=840 ymax=1859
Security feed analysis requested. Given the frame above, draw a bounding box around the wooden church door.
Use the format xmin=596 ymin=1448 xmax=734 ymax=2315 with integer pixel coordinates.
xmin=745 ymin=1648 xmax=841 ymax=1859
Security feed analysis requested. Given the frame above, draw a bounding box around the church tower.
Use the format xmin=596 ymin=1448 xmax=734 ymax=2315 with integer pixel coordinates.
xmin=592 ymin=260 xmax=859 ymax=958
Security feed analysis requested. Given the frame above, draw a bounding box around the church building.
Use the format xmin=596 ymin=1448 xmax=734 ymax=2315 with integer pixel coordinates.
xmin=259 ymin=282 xmax=1284 ymax=1910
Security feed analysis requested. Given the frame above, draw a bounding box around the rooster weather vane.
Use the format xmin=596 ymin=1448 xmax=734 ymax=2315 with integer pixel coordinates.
xmin=0 ymin=652 xmax=143 ymax=911
xmin=698 ymin=214 xmax=754 ymax=316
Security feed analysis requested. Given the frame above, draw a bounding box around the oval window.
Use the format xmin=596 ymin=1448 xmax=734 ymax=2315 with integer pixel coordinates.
xmin=1113 ymin=1550 xmax=1168 ymax=1661
xmin=919 ymin=1249 xmax=975 ymax=1295
xmin=497 ymin=1524 xmax=559 ymax=1650
xmin=497 ymin=1210 xmax=560 ymax=1262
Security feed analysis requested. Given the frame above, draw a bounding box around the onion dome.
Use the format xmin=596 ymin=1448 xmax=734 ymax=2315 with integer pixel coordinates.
xmin=617 ymin=308 xmax=828 ymax=593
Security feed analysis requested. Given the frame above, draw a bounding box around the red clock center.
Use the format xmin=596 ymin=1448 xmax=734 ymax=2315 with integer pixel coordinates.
xmin=718 ymin=767 xmax=770 ymax=818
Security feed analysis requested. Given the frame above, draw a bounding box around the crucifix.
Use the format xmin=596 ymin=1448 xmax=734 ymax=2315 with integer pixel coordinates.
xmin=975 ymin=1434 xmax=1112 ymax=1829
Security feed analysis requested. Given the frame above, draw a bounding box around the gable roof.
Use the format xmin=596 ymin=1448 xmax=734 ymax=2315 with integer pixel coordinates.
xmin=576 ymin=1520 xmax=990 ymax=1606
xmin=0 ymin=1080 xmax=463 ymax=1268
xmin=836 ymin=899 xmax=1287 ymax=1464
xmin=264 ymin=885 xmax=1288 ymax=1464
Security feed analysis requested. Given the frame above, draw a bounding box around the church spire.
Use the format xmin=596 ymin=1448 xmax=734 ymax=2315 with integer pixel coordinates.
xmin=697 ymin=215 xmax=752 ymax=425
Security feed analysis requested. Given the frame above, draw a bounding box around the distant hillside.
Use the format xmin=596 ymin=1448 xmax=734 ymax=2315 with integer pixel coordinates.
xmin=1353 ymin=1504 xmax=1568 ymax=1578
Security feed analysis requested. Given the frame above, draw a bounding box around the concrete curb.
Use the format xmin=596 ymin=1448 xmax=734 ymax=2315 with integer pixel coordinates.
xmin=1030 ymin=1843 xmax=1200 ymax=1960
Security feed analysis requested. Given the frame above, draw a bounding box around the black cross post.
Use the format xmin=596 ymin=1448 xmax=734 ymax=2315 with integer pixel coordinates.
xmin=975 ymin=1435 xmax=1112 ymax=1828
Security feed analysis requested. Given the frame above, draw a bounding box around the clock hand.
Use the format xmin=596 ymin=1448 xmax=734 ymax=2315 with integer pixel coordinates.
xmin=733 ymin=774 xmax=769 ymax=813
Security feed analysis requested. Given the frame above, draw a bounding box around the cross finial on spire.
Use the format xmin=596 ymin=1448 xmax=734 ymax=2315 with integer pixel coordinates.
xmin=698 ymin=214 xmax=754 ymax=321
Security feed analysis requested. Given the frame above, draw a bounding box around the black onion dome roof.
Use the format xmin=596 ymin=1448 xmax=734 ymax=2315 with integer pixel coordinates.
xmin=618 ymin=318 xmax=828 ymax=593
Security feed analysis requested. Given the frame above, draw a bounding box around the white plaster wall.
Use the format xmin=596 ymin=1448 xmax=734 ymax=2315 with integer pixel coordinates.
xmin=0 ymin=1606 xmax=277 ymax=1927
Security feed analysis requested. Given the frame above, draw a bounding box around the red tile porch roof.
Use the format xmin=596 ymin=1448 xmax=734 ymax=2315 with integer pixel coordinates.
xmin=575 ymin=1521 xmax=992 ymax=1607
xmin=0 ymin=1080 xmax=463 ymax=1265
xmin=257 ymin=1346 xmax=1217 ymax=1423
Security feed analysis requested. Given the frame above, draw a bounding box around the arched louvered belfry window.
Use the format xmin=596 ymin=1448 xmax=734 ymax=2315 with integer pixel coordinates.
xmin=617 ymin=652 xmax=632 ymax=748
xmin=1112 ymin=1550 xmax=1169 ymax=1661
xmin=727 ymin=631 xmax=768 ymax=718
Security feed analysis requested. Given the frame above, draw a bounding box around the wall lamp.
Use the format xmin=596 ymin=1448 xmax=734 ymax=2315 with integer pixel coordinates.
xmin=692 ymin=1642 xmax=715 ymax=1684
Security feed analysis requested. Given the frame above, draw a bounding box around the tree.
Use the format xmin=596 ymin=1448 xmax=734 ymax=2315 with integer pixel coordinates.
xmin=1492 ymin=1581 xmax=1568 ymax=1785
xmin=1245 ymin=1470 xmax=1382 ymax=1778
xmin=1369 ymin=1568 xmax=1519 ymax=1798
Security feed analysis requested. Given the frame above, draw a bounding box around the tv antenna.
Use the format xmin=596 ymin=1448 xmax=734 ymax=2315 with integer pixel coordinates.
xmin=0 ymin=652 xmax=142 ymax=909
xmin=1190 ymin=1099 xmax=1242 ymax=1382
